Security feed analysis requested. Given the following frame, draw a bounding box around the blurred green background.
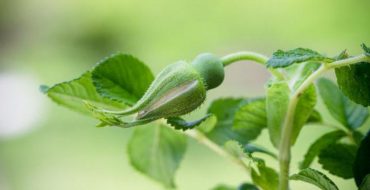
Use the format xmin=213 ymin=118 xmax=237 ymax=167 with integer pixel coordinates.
xmin=0 ymin=0 xmax=369 ymax=189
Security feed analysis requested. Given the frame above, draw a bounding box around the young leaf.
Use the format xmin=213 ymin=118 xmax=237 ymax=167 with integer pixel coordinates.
xmin=267 ymin=48 xmax=332 ymax=68
xmin=92 ymin=53 xmax=154 ymax=105
xmin=233 ymin=98 xmax=267 ymax=142
xmin=251 ymin=164 xmax=279 ymax=190
xmin=362 ymin=43 xmax=370 ymax=56
xmin=317 ymin=78 xmax=369 ymax=130
xmin=244 ymin=144 xmax=277 ymax=159
xmin=266 ymin=82 xmax=316 ymax=148
xmin=44 ymin=72 xmax=126 ymax=115
xmin=205 ymin=98 xmax=250 ymax=145
xmin=333 ymin=50 xmax=349 ymax=61
xmin=266 ymin=82 xmax=289 ymax=148
xmin=300 ymin=130 xmax=346 ymax=169
xmin=166 ymin=114 xmax=214 ymax=131
xmin=335 ymin=62 xmax=370 ymax=106
xmin=287 ymin=62 xmax=321 ymax=90
xmin=353 ymin=131 xmax=370 ymax=187
xmin=127 ymin=124 xmax=187 ymax=188
xmin=290 ymin=168 xmax=339 ymax=190
xmin=318 ymin=143 xmax=357 ymax=179
xmin=291 ymin=84 xmax=317 ymax=143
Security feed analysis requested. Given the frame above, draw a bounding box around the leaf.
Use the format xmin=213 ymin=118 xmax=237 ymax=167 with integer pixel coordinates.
xmin=362 ymin=43 xmax=370 ymax=56
xmin=335 ymin=62 xmax=370 ymax=106
xmin=166 ymin=114 xmax=214 ymax=131
xmin=244 ymin=144 xmax=277 ymax=159
xmin=224 ymin=140 xmax=250 ymax=159
xmin=212 ymin=185 xmax=235 ymax=190
xmin=353 ymin=131 xmax=370 ymax=186
xmin=333 ymin=50 xmax=349 ymax=61
xmin=39 ymin=84 xmax=50 ymax=93
xmin=292 ymin=84 xmax=317 ymax=143
xmin=318 ymin=143 xmax=357 ymax=179
xmin=317 ymin=78 xmax=369 ymax=130
xmin=238 ymin=183 xmax=260 ymax=190
xmin=205 ymin=98 xmax=250 ymax=145
xmin=233 ymin=98 xmax=267 ymax=142
xmin=266 ymin=82 xmax=316 ymax=148
xmin=92 ymin=53 xmax=154 ymax=105
xmin=307 ymin=110 xmax=322 ymax=123
xmin=299 ymin=130 xmax=346 ymax=169
xmin=251 ymin=164 xmax=279 ymax=190
xmin=290 ymin=168 xmax=339 ymax=190
xmin=360 ymin=174 xmax=370 ymax=190
xmin=211 ymin=184 xmax=258 ymax=190
xmin=267 ymin=48 xmax=332 ymax=68
xmin=84 ymin=101 xmax=125 ymax=127
xmin=44 ymin=72 xmax=126 ymax=115
xmin=287 ymin=62 xmax=321 ymax=90
xmin=127 ymin=124 xmax=187 ymax=188
xmin=266 ymin=82 xmax=289 ymax=148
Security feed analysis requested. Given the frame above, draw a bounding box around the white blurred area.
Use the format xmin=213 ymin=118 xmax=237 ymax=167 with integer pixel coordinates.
xmin=0 ymin=72 xmax=45 ymax=139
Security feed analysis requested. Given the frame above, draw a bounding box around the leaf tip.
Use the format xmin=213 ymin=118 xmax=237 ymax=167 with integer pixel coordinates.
xmin=39 ymin=85 xmax=50 ymax=94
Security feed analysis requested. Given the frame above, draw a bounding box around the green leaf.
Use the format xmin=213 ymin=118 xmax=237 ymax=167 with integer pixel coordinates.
xmin=266 ymin=82 xmax=289 ymax=148
xmin=92 ymin=53 xmax=154 ymax=105
xmin=39 ymin=84 xmax=49 ymax=94
xmin=224 ymin=140 xmax=250 ymax=159
xmin=212 ymin=185 xmax=235 ymax=190
xmin=299 ymin=130 xmax=346 ymax=169
xmin=233 ymin=98 xmax=267 ymax=142
xmin=127 ymin=124 xmax=187 ymax=188
xmin=290 ymin=168 xmax=339 ymax=190
xmin=251 ymin=164 xmax=279 ymax=190
xmin=292 ymin=84 xmax=317 ymax=143
xmin=360 ymin=174 xmax=370 ymax=190
xmin=266 ymin=82 xmax=316 ymax=148
xmin=286 ymin=62 xmax=321 ymax=90
xmin=317 ymin=78 xmax=369 ymax=130
xmin=267 ymin=48 xmax=332 ymax=68
xmin=354 ymin=131 xmax=370 ymax=186
xmin=306 ymin=110 xmax=323 ymax=123
xmin=244 ymin=144 xmax=277 ymax=159
xmin=238 ymin=183 xmax=259 ymax=190
xmin=211 ymin=184 xmax=258 ymax=190
xmin=335 ymin=62 xmax=370 ymax=106
xmin=362 ymin=43 xmax=370 ymax=56
xmin=166 ymin=114 xmax=214 ymax=131
xmin=44 ymin=72 xmax=126 ymax=115
xmin=318 ymin=143 xmax=357 ymax=179
xmin=205 ymin=98 xmax=250 ymax=145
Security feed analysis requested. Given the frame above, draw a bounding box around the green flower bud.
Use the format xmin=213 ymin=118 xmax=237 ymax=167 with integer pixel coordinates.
xmin=134 ymin=60 xmax=207 ymax=121
xmin=96 ymin=53 xmax=225 ymax=127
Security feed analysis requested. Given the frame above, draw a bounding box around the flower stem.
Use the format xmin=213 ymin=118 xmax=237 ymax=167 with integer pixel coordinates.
xmin=221 ymin=51 xmax=269 ymax=66
xmin=221 ymin=51 xmax=285 ymax=80
xmin=184 ymin=129 xmax=251 ymax=172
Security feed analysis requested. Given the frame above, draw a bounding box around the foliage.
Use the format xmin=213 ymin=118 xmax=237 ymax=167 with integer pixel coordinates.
xmin=42 ymin=44 xmax=370 ymax=189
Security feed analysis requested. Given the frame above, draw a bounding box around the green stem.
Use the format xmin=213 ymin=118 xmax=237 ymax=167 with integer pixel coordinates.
xmin=184 ymin=129 xmax=251 ymax=172
xmin=278 ymin=53 xmax=370 ymax=190
xmin=326 ymin=54 xmax=370 ymax=69
xmin=221 ymin=51 xmax=285 ymax=80
xmin=221 ymin=51 xmax=269 ymax=66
